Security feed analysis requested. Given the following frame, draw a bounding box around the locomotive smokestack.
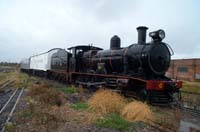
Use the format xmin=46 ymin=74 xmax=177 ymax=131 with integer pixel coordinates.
xmin=110 ymin=35 xmax=121 ymax=50
xmin=137 ymin=26 xmax=148 ymax=44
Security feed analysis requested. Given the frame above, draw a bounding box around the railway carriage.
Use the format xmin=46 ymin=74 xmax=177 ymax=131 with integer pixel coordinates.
xmin=28 ymin=48 xmax=68 ymax=77
xmin=20 ymin=58 xmax=30 ymax=73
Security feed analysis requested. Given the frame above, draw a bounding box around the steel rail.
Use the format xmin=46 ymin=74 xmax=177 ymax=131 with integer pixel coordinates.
xmin=1 ymin=88 xmax=24 ymax=132
xmin=0 ymin=89 xmax=18 ymax=114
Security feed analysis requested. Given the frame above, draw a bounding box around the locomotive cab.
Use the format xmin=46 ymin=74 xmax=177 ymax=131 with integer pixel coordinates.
xmin=68 ymin=45 xmax=103 ymax=72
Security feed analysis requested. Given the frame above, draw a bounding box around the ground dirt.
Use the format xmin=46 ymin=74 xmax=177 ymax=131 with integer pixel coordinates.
xmin=1 ymin=70 xmax=199 ymax=132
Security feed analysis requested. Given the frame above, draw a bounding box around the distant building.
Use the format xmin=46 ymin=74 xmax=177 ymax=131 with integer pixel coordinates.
xmin=166 ymin=58 xmax=200 ymax=81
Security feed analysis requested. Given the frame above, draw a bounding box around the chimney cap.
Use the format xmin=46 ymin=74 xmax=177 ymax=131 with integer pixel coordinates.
xmin=137 ymin=26 xmax=148 ymax=30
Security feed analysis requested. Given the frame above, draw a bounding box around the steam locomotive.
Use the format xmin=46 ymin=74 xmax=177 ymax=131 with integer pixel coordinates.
xmin=20 ymin=26 xmax=182 ymax=105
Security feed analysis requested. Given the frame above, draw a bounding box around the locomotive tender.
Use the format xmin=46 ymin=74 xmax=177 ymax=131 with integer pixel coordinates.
xmin=20 ymin=26 xmax=182 ymax=105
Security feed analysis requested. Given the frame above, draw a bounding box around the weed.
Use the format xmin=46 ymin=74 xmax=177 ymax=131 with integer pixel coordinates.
xmin=71 ymin=102 xmax=89 ymax=111
xmin=21 ymin=111 xmax=33 ymax=118
xmin=59 ymin=86 xmax=77 ymax=94
xmin=28 ymin=83 xmax=49 ymax=96
xmin=5 ymin=122 xmax=14 ymax=132
xmin=27 ymin=98 xmax=36 ymax=114
xmin=39 ymin=89 xmax=64 ymax=106
xmin=95 ymin=113 xmax=131 ymax=131
xmin=14 ymin=72 xmax=30 ymax=88
xmin=28 ymin=83 xmax=65 ymax=106
xmin=34 ymin=112 xmax=57 ymax=125
xmin=77 ymin=86 xmax=85 ymax=93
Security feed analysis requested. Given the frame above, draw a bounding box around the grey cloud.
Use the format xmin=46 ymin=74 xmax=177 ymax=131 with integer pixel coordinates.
xmin=0 ymin=0 xmax=199 ymax=62
xmin=74 ymin=0 xmax=141 ymax=22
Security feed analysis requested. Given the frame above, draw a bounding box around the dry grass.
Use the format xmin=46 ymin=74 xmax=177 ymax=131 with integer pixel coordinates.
xmin=151 ymin=107 xmax=181 ymax=131
xmin=121 ymin=101 xmax=153 ymax=123
xmin=15 ymin=102 xmax=60 ymax=131
xmin=0 ymin=71 xmax=19 ymax=85
xmin=14 ymin=72 xmax=24 ymax=87
xmin=0 ymin=70 xmax=27 ymax=88
xmin=88 ymin=89 xmax=126 ymax=115
xmin=182 ymin=81 xmax=200 ymax=93
xmin=28 ymin=83 xmax=66 ymax=106
xmin=28 ymin=83 xmax=49 ymax=96
xmin=15 ymin=102 xmax=96 ymax=131
xmin=181 ymin=81 xmax=200 ymax=105
xmin=49 ymin=104 xmax=95 ymax=124
xmin=77 ymin=85 xmax=85 ymax=93
xmin=88 ymin=89 xmax=154 ymax=124
xmin=0 ymin=71 xmax=29 ymax=91
xmin=0 ymin=66 xmax=17 ymax=83
xmin=49 ymin=105 xmax=77 ymax=122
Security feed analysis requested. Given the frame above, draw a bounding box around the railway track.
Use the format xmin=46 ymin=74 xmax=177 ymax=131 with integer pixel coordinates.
xmin=181 ymin=106 xmax=200 ymax=117
xmin=0 ymin=88 xmax=24 ymax=132
xmin=179 ymin=102 xmax=200 ymax=117
xmin=115 ymin=89 xmax=200 ymax=117
xmin=0 ymin=80 xmax=15 ymax=92
xmin=0 ymin=80 xmax=10 ymax=87
xmin=178 ymin=90 xmax=200 ymax=117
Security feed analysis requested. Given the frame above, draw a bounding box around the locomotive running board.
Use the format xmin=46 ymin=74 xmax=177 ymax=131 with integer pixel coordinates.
xmin=71 ymin=72 xmax=146 ymax=82
xmin=75 ymin=81 xmax=106 ymax=87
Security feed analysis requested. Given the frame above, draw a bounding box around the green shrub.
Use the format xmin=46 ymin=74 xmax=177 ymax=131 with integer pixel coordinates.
xmin=60 ymin=86 xmax=77 ymax=94
xmin=71 ymin=102 xmax=89 ymax=111
xmin=95 ymin=113 xmax=131 ymax=131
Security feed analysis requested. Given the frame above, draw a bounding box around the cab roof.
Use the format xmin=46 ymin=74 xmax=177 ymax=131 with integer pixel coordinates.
xmin=68 ymin=45 xmax=103 ymax=51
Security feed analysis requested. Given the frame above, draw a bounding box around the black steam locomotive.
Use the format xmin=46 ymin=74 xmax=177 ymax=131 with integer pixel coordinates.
xmin=21 ymin=26 xmax=182 ymax=105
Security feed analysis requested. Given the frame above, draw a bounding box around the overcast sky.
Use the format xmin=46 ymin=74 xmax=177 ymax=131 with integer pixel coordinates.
xmin=0 ymin=0 xmax=199 ymax=62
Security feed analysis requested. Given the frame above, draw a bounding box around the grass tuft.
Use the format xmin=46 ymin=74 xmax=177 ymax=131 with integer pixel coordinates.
xmin=88 ymin=89 xmax=126 ymax=115
xmin=121 ymin=101 xmax=153 ymax=123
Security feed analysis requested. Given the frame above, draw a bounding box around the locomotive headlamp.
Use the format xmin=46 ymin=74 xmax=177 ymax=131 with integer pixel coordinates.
xmin=149 ymin=29 xmax=165 ymax=41
xmin=158 ymin=30 xmax=165 ymax=40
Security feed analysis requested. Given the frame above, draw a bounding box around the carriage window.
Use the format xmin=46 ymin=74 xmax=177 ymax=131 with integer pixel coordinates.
xmin=177 ymin=67 xmax=188 ymax=73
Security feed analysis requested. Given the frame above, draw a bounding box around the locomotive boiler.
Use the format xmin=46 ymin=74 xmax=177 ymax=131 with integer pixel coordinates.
xmin=82 ymin=26 xmax=171 ymax=78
